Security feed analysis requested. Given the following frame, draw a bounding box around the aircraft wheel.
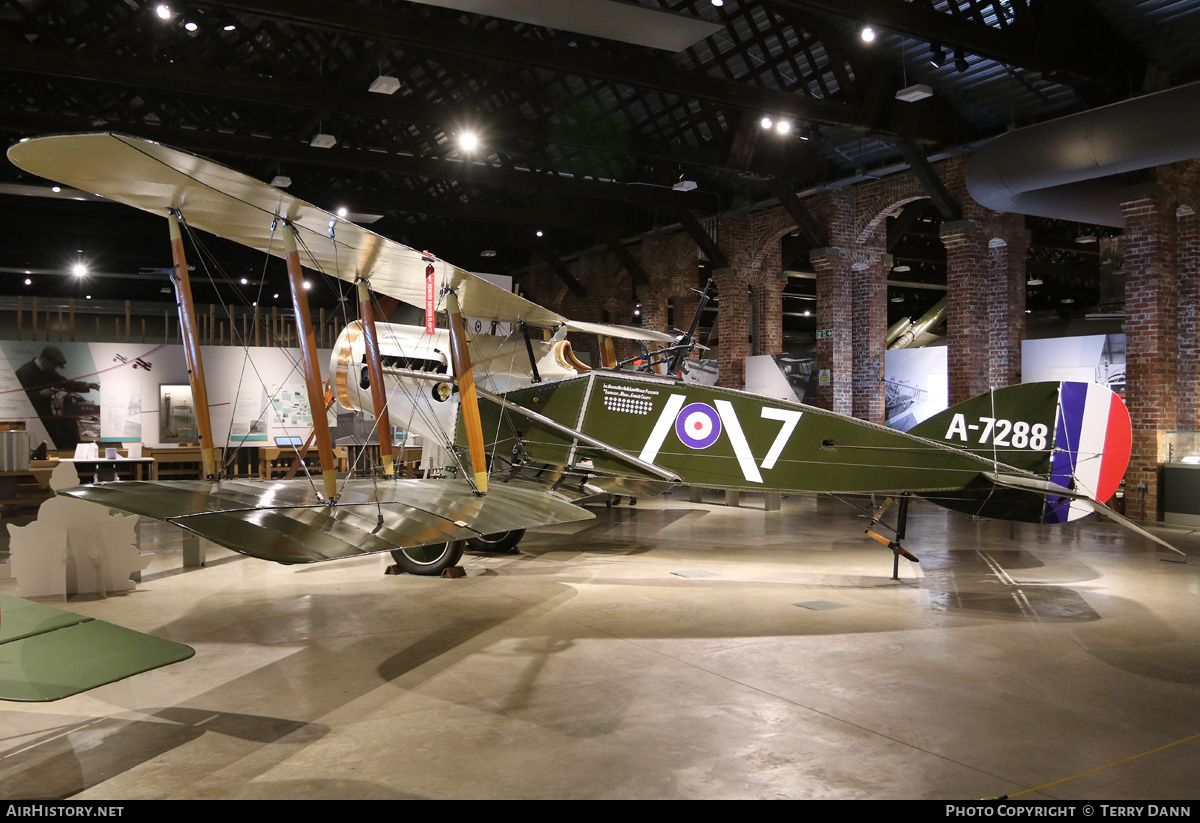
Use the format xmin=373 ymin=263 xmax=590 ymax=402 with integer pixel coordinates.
xmin=390 ymin=541 xmax=464 ymax=576
xmin=467 ymin=528 xmax=526 ymax=554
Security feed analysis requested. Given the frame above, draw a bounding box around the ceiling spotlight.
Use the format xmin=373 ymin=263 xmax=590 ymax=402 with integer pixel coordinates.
xmin=337 ymin=206 xmax=348 ymax=218
xmin=310 ymin=133 xmax=338 ymax=149
xmin=302 ymin=281 xmax=311 ymax=290
xmin=760 ymin=116 xmax=773 ymax=130
xmin=860 ymin=26 xmax=876 ymax=43
xmin=184 ymin=21 xmax=198 ymax=32
xmin=536 ymin=230 xmax=544 ymax=237
xmin=270 ymin=175 xmax=291 ymax=188
xmin=155 ymin=4 xmax=170 ymax=20
xmin=240 ymin=277 xmax=249 ymax=285
xmin=459 ymin=132 xmax=479 ymax=152
xmin=72 ymin=262 xmax=87 ymax=276
xmin=803 ymin=310 xmax=811 ymax=317
xmin=929 ymin=44 xmax=946 ymax=68
xmin=797 ymin=125 xmax=812 ymax=141
xmin=711 ymin=0 xmax=723 ymax=6
xmin=24 ymin=278 xmax=32 ymax=286
xmin=776 ymin=119 xmax=791 ymax=135
xmin=51 ymin=186 xmax=61 ymax=193
xmin=954 ymin=50 xmax=969 ymax=72
xmin=368 ymin=75 xmax=402 ymax=95
xmin=480 ymin=249 xmax=497 ymax=258
xmin=273 ymin=293 xmax=279 ymax=299
xmin=1027 ymin=277 xmax=1044 ymax=286
xmin=223 ymin=24 xmax=236 ymax=32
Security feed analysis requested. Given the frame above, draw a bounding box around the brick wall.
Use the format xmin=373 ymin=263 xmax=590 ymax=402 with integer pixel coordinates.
xmin=1120 ymin=183 xmax=1178 ymax=520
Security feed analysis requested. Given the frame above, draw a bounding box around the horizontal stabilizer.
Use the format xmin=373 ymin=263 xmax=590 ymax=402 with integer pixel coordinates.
xmin=59 ymin=477 xmax=594 ymax=564
xmin=984 ymin=472 xmax=1183 ymax=557
xmin=0 ymin=594 xmax=194 ymax=702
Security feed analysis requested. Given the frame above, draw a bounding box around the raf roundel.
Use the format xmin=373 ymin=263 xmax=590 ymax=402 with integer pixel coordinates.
xmin=675 ymin=402 xmax=722 ymax=449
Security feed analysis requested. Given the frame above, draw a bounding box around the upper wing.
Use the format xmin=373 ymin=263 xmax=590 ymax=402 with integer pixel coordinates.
xmin=7 ymin=132 xmax=675 ymax=343
xmin=58 ymin=476 xmax=595 ymax=564
xmin=0 ymin=594 xmax=194 ymax=702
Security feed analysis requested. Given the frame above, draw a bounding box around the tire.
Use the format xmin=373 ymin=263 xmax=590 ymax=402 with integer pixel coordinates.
xmin=390 ymin=541 xmax=464 ymax=575
xmin=466 ymin=528 xmax=526 ymax=554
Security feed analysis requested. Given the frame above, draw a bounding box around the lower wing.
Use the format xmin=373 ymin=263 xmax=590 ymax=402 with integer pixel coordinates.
xmin=58 ymin=476 xmax=595 ymax=564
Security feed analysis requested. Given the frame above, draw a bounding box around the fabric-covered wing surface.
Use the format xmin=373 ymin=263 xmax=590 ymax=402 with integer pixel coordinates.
xmin=0 ymin=594 xmax=194 ymax=702
xmin=59 ymin=477 xmax=594 ymax=564
xmin=7 ymin=133 xmax=674 ymax=343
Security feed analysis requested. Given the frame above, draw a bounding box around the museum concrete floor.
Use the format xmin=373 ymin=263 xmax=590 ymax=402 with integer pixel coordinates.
xmin=3 ymin=490 xmax=1200 ymax=800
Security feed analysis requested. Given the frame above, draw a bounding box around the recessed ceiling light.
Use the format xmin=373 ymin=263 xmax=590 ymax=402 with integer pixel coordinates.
xmin=223 ymin=24 xmax=236 ymax=32
xmin=51 ymin=186 xmax=61 ymax=193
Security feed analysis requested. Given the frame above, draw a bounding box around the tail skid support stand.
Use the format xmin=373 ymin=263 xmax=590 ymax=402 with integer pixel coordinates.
xmin=864 ymin=495 xmax=918 ymax=580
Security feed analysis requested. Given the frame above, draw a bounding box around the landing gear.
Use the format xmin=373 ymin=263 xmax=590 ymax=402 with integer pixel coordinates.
xmin=390 ymin=541 xmax=464 ymax=576
xmin=466 ymin=528 xmax=526 ymax=554
xmin=864 ymin=495 xmax=918 ymax=580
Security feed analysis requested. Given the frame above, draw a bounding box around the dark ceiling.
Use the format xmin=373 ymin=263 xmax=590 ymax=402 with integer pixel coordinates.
xmin=1 ymin=0 xmax=1196 ymax=334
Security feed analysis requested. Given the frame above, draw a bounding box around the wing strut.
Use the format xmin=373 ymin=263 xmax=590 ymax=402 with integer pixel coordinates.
xmin=445 ymin=290 xmax=488 ymax=495
xmin=282 ymin=222 xmax=338 ymax=503
xmin=167 ymin=210 xmax=217 ymax=480
xmin=357 ymin=280 xmax=395 ymax=476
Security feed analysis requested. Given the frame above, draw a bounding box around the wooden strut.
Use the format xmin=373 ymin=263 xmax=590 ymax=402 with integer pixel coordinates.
xmin=357 ymin=280 xmax=395 ymax=477
xmin=444 ymin=290 xmax=488 ymax=495
xmin=167 ymin=211 xmax=218 ymax=479
xmin=282 ymin=223 xmax=338 ymax=503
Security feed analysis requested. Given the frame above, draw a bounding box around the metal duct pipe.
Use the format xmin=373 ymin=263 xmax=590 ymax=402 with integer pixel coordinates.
xmin=966 ymin=81 xmax=1200 ymax=227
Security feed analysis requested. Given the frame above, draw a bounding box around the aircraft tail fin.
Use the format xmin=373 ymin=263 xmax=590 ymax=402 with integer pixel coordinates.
xmin=909 ymin=382 xmax=1131 ymax=524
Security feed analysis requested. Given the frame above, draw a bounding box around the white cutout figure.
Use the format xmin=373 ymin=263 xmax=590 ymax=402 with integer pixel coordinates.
xmin=7 ymin=463 xmax=149 ymax=597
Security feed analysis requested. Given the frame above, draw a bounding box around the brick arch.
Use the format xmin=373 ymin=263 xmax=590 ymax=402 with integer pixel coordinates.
xmin=850 ymin=168 xmax=932 ymax=244
xmin=744 ymin=208 xmax=801 ymax=277
xmin=854 ymin=194 xmax=930 ymax=245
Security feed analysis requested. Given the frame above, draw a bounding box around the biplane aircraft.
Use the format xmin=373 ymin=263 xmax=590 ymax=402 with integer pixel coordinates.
xmin=6 ymin=133 xmax=1179 ymax=580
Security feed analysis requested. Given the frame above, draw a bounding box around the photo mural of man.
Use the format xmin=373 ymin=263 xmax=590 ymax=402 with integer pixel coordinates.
xmin=15 ymin=345 xmax=101 ymax=450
